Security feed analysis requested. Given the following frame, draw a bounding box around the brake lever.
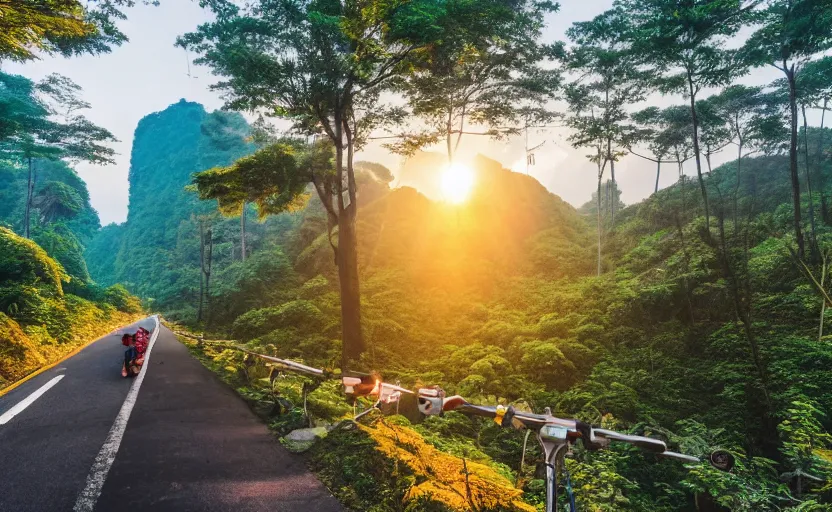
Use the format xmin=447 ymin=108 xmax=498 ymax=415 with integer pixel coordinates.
xmin=346 ymin=376 xmax=413 ymax=420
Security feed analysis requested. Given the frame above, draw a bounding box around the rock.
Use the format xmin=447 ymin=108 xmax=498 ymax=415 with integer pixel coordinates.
xmin=282 ymin=427 xmax=328 ymax=453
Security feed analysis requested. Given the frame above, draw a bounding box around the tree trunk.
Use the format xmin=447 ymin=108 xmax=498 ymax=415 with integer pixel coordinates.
xmin=240 ymin=203 xmax=247 ymax=262
xmin=597 ymin=162 xmax=603 ymax=277
xmin=197 ymin=221 xmax=205 ymax=323
xmin=786 ymin=64 xmax=805 ymax=259
xmin=678 ymin=157 xmax=686 ymax=220
xmin=802 ymin=105 xmax=818 ymax=261
xmin=24 ymin=157 xmax=34 ymax=238
xmin=605 ymin=179 xmax=611 ymax=218
xmin=818 ymin=100 xmax=828 ymax=225
xmin=820 ymin=252 xmax=827 ymax=342
xmin=655 ymin=160 xmax=661 ymax=194
xmin=687 ymin=75 xmax=710 ymax=232
xmin=608 ymin=139 xmax=616 ymax=225
xmin=446 ymin=109 xmax=454 ymax=163
xmin=338 ymin=203 xmax=364 ymax=370
xmin=335 ymin=130 xmax=366 ymax=370
xmin=733 ymin=142 xmax=743 ymax=233
xmin=204 ymin=228 xmax=213 ymax=328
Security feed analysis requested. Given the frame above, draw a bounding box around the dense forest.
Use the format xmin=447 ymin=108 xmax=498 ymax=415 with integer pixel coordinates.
xmin=3 ymin=0 xmax=832 ymax=510
xmin=83 ymin=98 xmax=832 ymax=510
xmin=0 ymin=71 xmax=143 ymax=387
xmin=85 ymin=100 xmax=259 ymax=314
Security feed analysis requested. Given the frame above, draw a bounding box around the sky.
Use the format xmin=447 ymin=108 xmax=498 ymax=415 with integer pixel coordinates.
xmin=3 ymin=0 xmax=809 ymax=225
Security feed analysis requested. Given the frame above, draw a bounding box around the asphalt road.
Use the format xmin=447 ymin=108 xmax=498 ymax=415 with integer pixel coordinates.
xmin=0 ymin=317 xmax=341 ymax=512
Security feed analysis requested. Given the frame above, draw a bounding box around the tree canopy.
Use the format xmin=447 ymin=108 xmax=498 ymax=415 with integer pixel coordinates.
xmin=0 ymin=0 xmax=160 ymax=62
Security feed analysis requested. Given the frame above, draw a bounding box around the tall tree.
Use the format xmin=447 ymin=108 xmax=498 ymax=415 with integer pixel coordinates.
xmin=743 ymin=0 xmax=832 ymax=259
xmin=0 ymin=72 xmax=115 ymax=238
xmin=790 ymin=82 xmax=821 ymax=258
xmin=180 ymin=0 xmax=529 ymax=368
xmin=0 ymin=0 xmax=160 ymax=62
xmin=706 ymin=85 xmax=774 ymax=230
xmin=631 ymin=106 xmax=694 ymax=197
xmin=796 ymin=57 xmax=832 ymax=224
xmin=197 ymin=216 xmax=215 ymax=326
xmin=389 ymin=1 xmax=560 ymax=164
xmin=620 ymin=0 xmax=755 ymax=232
xmin=566 ymin=6 xmax=644 ymax=224
xmin=200 ymin=110 xmax=255 ymax=261
xmin=564 ymin=83 xmax=609 ymax=275
xmin=627 ymin=108 xmax=673 ymax=195
xmin=695 ymin=97 xmax=732 ymax=174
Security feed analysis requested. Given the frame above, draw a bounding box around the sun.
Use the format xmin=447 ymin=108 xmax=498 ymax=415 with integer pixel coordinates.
xmin=440 ymin=162 xmax=475 ymax=204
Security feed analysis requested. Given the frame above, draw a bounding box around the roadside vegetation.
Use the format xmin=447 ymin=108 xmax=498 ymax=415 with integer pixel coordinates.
xmin=0 ymin=227 xmax=142 ymax=389
xmin=3 ymin=0 xmax=832 ymax=510
xmin=0 ymin=72 xmax=144 ymax=390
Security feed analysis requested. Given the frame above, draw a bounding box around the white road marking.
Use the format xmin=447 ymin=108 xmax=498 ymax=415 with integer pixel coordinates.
xmin=0 ymin=375 xmax=65 ymax=425
xmin=73 ymin=315 xmax=161 ymax=512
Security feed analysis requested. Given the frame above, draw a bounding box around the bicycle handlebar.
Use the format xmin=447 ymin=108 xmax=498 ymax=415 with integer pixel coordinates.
xmin=257 ymin=360 xmax=731 ymax=472
xmin=417 ymin=389 xmax=733 ymax=471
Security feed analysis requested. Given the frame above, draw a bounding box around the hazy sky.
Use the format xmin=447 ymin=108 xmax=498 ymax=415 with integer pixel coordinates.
xmin=4 ymin=1 xmax=805 ymax=225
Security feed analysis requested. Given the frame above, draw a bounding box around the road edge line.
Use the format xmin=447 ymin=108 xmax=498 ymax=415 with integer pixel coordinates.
xmin=0 ymin=314 xmax=146 ymax=398
xmin=73 ymin=315 xmax=161 ymax=512
xmin=0 ymin=374 xmax=65 ymax=425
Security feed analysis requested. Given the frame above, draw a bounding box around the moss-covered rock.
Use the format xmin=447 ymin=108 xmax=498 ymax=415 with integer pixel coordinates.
xmin=282 ymin=427 xmax=329 ymax=453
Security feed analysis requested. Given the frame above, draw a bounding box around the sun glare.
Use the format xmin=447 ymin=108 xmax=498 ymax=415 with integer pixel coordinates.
xmin=440 ymin=163 xmax=475 ymax=204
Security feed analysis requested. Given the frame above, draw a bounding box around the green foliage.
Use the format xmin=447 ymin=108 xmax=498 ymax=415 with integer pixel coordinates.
xmin=778 ymin=399 xmax=832 ymax=483
xmin=742 ymin=0 xmax=832 ymax=70
xmin=0 ymin=226 xmax=67 ymax=296
xmin=0 ymin=0 xmax=160 ymax=62
xmin=99 ymin=91 xmax=832 ymax=510
xmin=0 ymin=230 xmax=141 ymax=388
xmin=194 ymin=140 xmax=315 ymax=218
xmin=391 ymin=0 xmax=561 ymax=159
xmin=103 ymin=284 xmax=142 ymax=314
xmin=0 ymin=71 xmax=116 ymax=165
xmin=33 ymin=224 xmax=91 ymax=286
xmin=233 ymin=300 xmax=325 ymax=341
xmin=32 ymin=181 xmax=83 ymax=223
xmin=309 ymin=418 xmax=535 ymax=512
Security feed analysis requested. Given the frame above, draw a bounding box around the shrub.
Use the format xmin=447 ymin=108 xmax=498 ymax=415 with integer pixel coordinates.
xmin=0 ymin=313 xmax=46 ymax=385
xmin=0 ymin=227 xmax=67 ymax=296
xmin=232 ymin=300 xmax=324 ymax=340
xmin=104 ymin=284 xmax=143 ymax=313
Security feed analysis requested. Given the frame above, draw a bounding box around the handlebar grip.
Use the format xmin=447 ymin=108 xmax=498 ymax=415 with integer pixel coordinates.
xmin=593 ymin=428 xmax=668 ymax=453
xmin=658 ymin=451 xmax=701 ymax=464
xmin=455 ymin=403 xmax=499 ymax=419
